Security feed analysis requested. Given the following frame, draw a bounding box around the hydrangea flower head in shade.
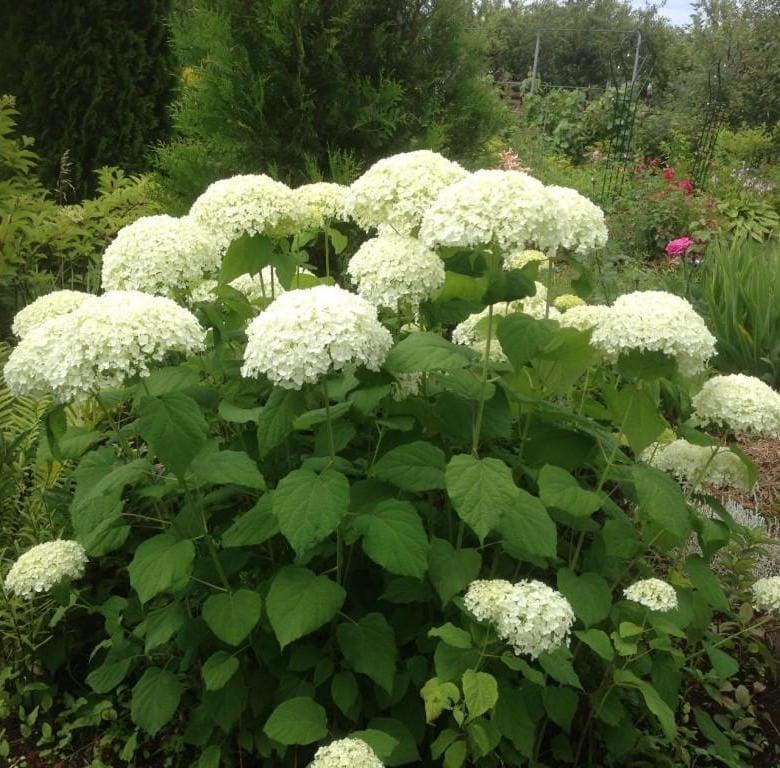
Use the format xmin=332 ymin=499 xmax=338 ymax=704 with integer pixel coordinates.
xmin=751 ymin=576 xmax=780 ymax=613
xmin=101 ymin=214 xmax=220 ymax=295
xmin=623 ymin=578 xmax=678 ymax=612
xmin=590 ymin=291 xmax=716 ymax=377
xmin=4 ymin=540 xmax=87 ymax=599
xmin=11 ymin=290 xmax=93 ymax=339
xmin=309 ymin=737 xmax=384 ymax=768
xmin=691 ymin=374 xmax=780 ymax=438
xmin=241 ymin=285 xmax=392 ymax=389
xmin=503 ymin=249 xmax=549 ymax=272
xmin=558 ymin=303 xmax=609 ymax=332
xmin=347 ymin=234 xmax=445 ymax=313
xmin=4 ymin=291 xmax=205 ymax=402
xmin=296 ymin=182 xmax=349 ymax=229
xmin=464 ymin=579 xmax=514 ymax=623
xmin=553 ymin=293 xmax=586 ymax=311
xmin=346 ymin=150 xmax=468 ymax=235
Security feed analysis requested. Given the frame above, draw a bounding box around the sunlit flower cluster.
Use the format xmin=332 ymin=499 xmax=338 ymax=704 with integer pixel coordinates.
xmin=296 ymin=182 xmax=349 ymax=229
xmin=751 ymin=576 xmax=780 ymax=613
xmin=346 ymin=150 xmax=468 ymax=235
xmin=11 ymin=290 xmax=92 ymax=339
xmin=558 ymin=303 xmax=609 ymax=332
xmin=545 ymin=185 xmax=608 ymax=253
xmin=503 ymin=249 xmax=549 ymax=272
xmin=4 ymin=291 xmax=205 ymax=402
xmin=464 ymin=579 xmax=513 ymax=623
xmin=190 ymin=174 xmax=306 ymax=250
xmin=4 ymin=540 xmax=87 ymax=599
xmin=309 ymin=737 xmax=384 ymax=768
xmin=553 ymin=293 xmax=586 ymax=311
xmin=623 ymin=578 xmax=678 ymax=612
xmin=101 ymin=214 xmax=220 ymax=295
xmin=241 ymin=285 xmax=392 ymax=389
xmin=590 ymin=291 xmax=716 ymax=376
xmin=347 ymin=234 xmax=445 ymax=312
xmin=641 ymin=439 xmax=753 ymax=491
xmin=691 ymin=374 xmax=780 ymax=438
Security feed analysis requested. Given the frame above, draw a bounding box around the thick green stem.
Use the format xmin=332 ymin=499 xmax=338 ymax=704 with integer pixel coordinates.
xmin=324 ymin=225 xmax=331 ymax=279
xmin=471 ymin=304 xmax=494 ymax=457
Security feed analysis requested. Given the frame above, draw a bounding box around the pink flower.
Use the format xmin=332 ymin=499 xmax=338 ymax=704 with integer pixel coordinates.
xmin=665 ymin=237 xmax=694 ymax=256
xmin=677 ymin=179 xmax=694 ymax=195
xmin=662 ymin=168 xmax=676 ymax=181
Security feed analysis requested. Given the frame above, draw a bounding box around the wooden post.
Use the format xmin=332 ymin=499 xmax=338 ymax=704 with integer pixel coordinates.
xmin=530 ymin=33 xmax=540 ymax=94
xmin=631 ymin=31 xmax=642 ymax=84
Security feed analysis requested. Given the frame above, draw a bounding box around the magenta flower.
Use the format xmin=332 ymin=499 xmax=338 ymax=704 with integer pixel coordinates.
xmin=665 ymin=237 xmax=694 ymax=256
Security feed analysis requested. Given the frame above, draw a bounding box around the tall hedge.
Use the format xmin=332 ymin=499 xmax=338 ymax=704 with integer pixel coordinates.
xmin=0 ymin=1 xmax=175 ymax=198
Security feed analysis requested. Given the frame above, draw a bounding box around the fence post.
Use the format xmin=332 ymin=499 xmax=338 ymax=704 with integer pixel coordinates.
xmin=631 ymin=30 xmax=642 ymax=84
xmin=530 ymin=33 xmax=540 ymax=94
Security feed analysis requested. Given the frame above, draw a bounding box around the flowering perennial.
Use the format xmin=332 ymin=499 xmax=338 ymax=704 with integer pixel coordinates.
xmin=691 ymin=374 xmax=780 ymax=438
xmin=347 ymin=234 xmax=445 ymax=312
xmin=623 ymin=578 xmax=678 ymax=612
xmin=309 ymin=738 xmax=384 ymax=768
xmin=545 ymin=185 xmax=608 ymax=253
xmin=553 ymin=293 xmax=586 ymax=311
xmin=192 ymin=267 xmax=315 ymax=304
xmin=751 ymin=577 xmax=780 ymax=613
xmin=641 ymin=439 xmax=753 ymax=491
xmin=241 ymin=285 xmax=392 ymax=389
xmin=4 ymin=540 xmax=87 ymax=599
xmin=11 ymin=290 xmax=92 ymax=339
xmin=101 ymin=214 xmax=220 ymax=295
xmin=590 ymin=291 xmax=716 ymax=376
xmin=464 ymin=579 xmax=513 ymax=623
xmin=503 ymin=249 xmax=549 ymax=272
xmin=190 ymin=174 xmax=306 ymax=250
xmin=296 ymin=182 xmax=349 ymax=229
xmin=665 ymin=236 xmax=694 ymax=257
xmin=4 ymin=291 xmax=205 ymax=402
xmin=346 ymin=150 xmax=468 ymax=235
xmin=558 ymin=303 xmax=609 ymax=332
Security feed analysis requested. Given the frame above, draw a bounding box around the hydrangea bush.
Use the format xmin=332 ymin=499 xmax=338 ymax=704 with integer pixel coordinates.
xmin=2 ymin=151 xmax=778 ymax=767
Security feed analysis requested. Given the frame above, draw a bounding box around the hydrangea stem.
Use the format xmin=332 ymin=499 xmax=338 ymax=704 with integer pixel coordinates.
xmin=471 ymin=303 xmax=494 ymax=457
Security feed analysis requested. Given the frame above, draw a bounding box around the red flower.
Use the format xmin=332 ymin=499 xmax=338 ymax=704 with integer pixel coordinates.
xmin=677 ymin=179 xmax=694 ymax=195
xmin=662 ymin=168 xmax=676 ymax=180
xmin=665 ymin=237 xmax=694 ymax=256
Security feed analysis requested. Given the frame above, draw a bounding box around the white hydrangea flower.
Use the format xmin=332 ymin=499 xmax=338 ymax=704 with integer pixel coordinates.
xmin=190 ymin=174 xmax=307 ymax=250
xmin=101 ymin=214 xmax=220 ymax=295
xmin=190 ymin=267 xmax=315 ymax=304
xmin=691 ymin=374 xmax=780 ymax=438
xmin=392 ymin=372 xmax=423 ymax=401
xmin=503 ymin=249 xmax=549 ymax=272
xmin=296 ymin=182 xmax=349 ymax=229
xmin=751 ymin=576 xmax=780 ymax=613
xmin=590 ymin=291 xmax=716 ymax=377
xmin=558 ymin=304 xmax=609 ymax=332
xmin=464 ymin=579 xmax=514 ymax=623
xmin=419 ymin=169 xmax=549 ymax=251
xmin=641 ymin=439 xmax=753 ymax=491
xmin=545 ymin=185 xmax=608 ymax=253
xmin=623 ymin=578 xmax=678 ymax=612
xmin=495 ymin=580 xmax=576 ymax=659
xmin=4 ymin=540 xmax=87 ymax=599
xmin=553 ymin=294 xmax=586 ymax=311
xmin=346 ymin=150 xmax=468 ymax=235
xmin=347 ymin=234 xmax=445 ymax=312
xmin=518 ymin=282 xmax=560 ymax=321
xmin=4 ymin=291 xmax=205 ymax=402
xmin=309 ymin=737 xmax=384 ymax=768
xmin=241 ymin=285 xmax=392 ymax=389
xmin=11 ymin=290 xmax=93 ymax=339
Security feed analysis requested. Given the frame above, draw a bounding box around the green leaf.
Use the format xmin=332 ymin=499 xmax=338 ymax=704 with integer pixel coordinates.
xmin=542 ymin=687 xmax=579 ymax=732
xmin=574 ymin=629 xmax=614 ymax=661
xmin=538 ymin=465 xmax=601 ymax=517
xmin=557 ymin=568 xmax=612 ymax=626
xmin=617 ymin=349 xmax=677 ymax=380
xmin=350 ymin=729 xmax=399 ymax=762
xmin=130 ymin=668 xmax=182 ymax=737
xmin=428 ymin=538 xmax=482 ymax=606
xmin=496 ymin=313 xmax=557 ymax=369
xmin=421 ymin=677 xmax=460 ymax=722
xmin=145 ymin=602 xmax=187 ymax=653
xmin=137 ymin=393 xmax=208 ymax=477
xmin=614 ymin=669 xmax=677 ymax=740
xmin=195 ymin=746 xmax=221 ymax=768
xmin=353 ymin=500 xmax=429 ymax=579
xmin=462 ymin=670 xmax=498 ymax=720
xmin=87 ymin=657 xmax=132 ymax=694
xmin=444 ymin=741 xmax=467 ymax=768
xmin=685 ymin=555 xmax=730 ymax=612
xmin=202 ymin=589 xmax=262 ymax=646
xmin=273 ymin=467 xmax=349 ymax=556
xmin=140 ymin=366 xmax=200 ymax=398
xmin=267 ymin=567 xmax=345 ymax=649
xmin=293 ymin=401 xmax=351 ymax=430
xmin=483 ymin=269 xmax=535 ymax=304
xmin=500 ymin=489 xmax=557 ymax=560
xmin=366 ymin=718 xmax=421 ymax=766
xmin=202 ymin=651 xmax=239 ymax=691
xmin=539 ymin=649 xmax=582 ymax=689
xmin=446 ymin=455 xmax=517 ymax=541
xmin=221 ymin=233 xmax=275 ymax=281
xmin=633 ymin=465 xmax=691 ymax=546
xmin=128 ymin=534 xmax=194 ymax=604
xmin=467 ymin=719 xmax=501 ymax=758
xmin=606 ymin=387 xmax=667 ymax=454
xmin=429 ymin=623 xmax=472 ymax=649
xmin=218 ymin=400 xmax=261 ymax=424
xmin=495 ymin=686 xmax=536 ymax=756
xmin=371 ymin=441 xmax=446 ymax=491
xmin=434 ymin=271 xmax=488 ymax=303
xmin=331 ymin=671 xmax=360 ymax=720
xmin=263 ymin=697 xmax=327 ymax=745
xmin=72 ymin=447 xmax=150 ymax=510
xmin=190 ymin=450 xmax=265 ymax=489
xmin=257 ymin=388 xmax=306 ymax=457
xmin=72 ymin=495 xmax=129 ymax=557
xmin=221 ymin=494 xmax=278 ymax=548
xmin=337 ymin=613 xmax=397 ymax=692
xmin=705 ymin=644 xmax=739 ymax=678
xmin=385 ymin=332 xmax=471 ymax=374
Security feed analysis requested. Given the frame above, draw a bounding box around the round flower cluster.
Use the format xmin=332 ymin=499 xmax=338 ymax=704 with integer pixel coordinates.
xmin=296 ymin=182 xmax=348 ymax=229
xmin=347 ymin=234 xmax=445 ymax=312
xmin=590 ymin=291 xmax=716 ymax=377
xmin=419 ymin=169 xmax=549 ymax=251
xmin=101 ymin=214 xmax=220 ymax=295
xmin=641 ymin=439 xmax=753 ymax=491
xmin=190 ymin=174 xmax=307 ymax=250
xmin=553 ymin=294 xmax=586 ymax=311
xmin=11 ymin=290 xmax=92 ymax=339
xmin=346 ymin=150 xmax=468 ymax=235
xmin=503 ymin=249 xmax=549 ymax=272
xmin=309 ymin=738 xmax=384 ymax=768
xmin=241 ymin=285 xmax=392 ymax=389
xmin=4 ymin=540 xmax=87 ymax=599
xmin=691 ymin=374 xmax=780 ymax=438
xmin=4 ymin=291 xmax=205 ymax=402
xmin=464 ymin=579 xmax=513 ymax=623
xmin=751 ymin=576 xmax=780 ymax=613
xmin=545 ymin=185 xmax=608 ymax=253
xmin=392 ymin=372 xmax=423 ymax=401
xmin=623 ymin=578 xmax=678 ymax=612
xmin=191 ymin=266 xmax=314 ymax=304
xmin=558 ymin=303 xmax=609 ymax=332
